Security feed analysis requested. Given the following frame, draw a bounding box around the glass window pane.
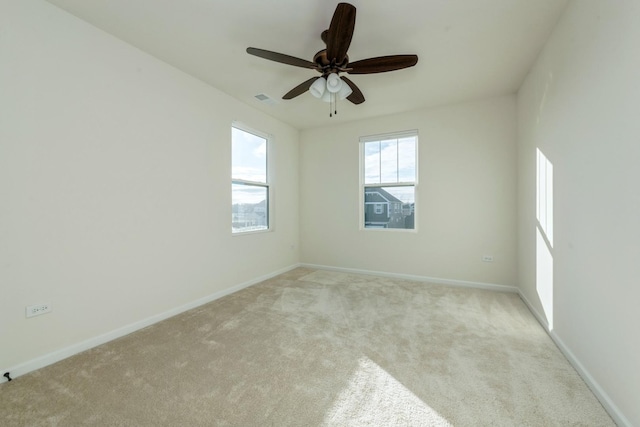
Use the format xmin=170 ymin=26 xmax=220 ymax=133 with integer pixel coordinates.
xmin=364 ymin=186 xmax=415 ymax=230
xmin=364 ymin=142 xmax=380 ymax=184
xmin=361 ymin=132 xmax=417 ymax=232
xmin=232 ymin=127 xmax=267 ymax=182
xmin=232 ymin=183 xmax=268 ymax=233
xmin=380 ymin=139 xmax=398 ymax=183
xmin=398 ymin=137 xmax=416 ymax=182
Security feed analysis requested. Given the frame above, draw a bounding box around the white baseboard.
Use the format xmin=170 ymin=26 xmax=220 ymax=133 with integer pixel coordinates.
xmin=1 ymin=263 xmax=300 ymax=383
xmin=3 ymin=263 xmax=632 ymax=426
xmin=305 ymin=263 xmax=631 ymax=426
xmin=517 ymin=291 xmax=550 ymax=329
xmin=518 ymin=292 xmax=631 ymax=427
xmin=300 ymin=263 xmax=519 ymax=293
xmin=548 ymin=331 xmax=632 ymax=427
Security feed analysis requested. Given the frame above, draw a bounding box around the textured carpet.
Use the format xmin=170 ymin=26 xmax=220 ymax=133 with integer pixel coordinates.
xmin=0 ymin=268 xmax=614 ymax=426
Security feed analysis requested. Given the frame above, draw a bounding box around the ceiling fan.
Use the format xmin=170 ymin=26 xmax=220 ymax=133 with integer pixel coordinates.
xmin=246 ymin=2 xmax=418 ymax=113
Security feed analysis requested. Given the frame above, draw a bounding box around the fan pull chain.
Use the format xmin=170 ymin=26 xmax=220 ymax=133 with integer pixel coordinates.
xmin=328 ymin=93 xmax=338 ymax=118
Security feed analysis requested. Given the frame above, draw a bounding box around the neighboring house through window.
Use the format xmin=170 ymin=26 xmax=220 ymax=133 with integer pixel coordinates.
xmin=231 ymin=124 xmax=269 ymax=233
xmin=361 ymin=131 xmax=417 ymax=230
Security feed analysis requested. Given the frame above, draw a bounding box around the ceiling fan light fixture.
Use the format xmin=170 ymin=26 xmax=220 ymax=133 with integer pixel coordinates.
xmin=338 ymin=82 xmax=353 ymax=100
xmin=326 ymin=73 xmax=342 ymax=93
xmin=321 ymin=89 xmax=332 ymax=103
xmin=309 ymin=77 xmax=326 ymax=98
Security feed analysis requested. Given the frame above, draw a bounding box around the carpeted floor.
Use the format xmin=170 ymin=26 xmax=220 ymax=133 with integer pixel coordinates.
xmin=0 ymin=268 xmax=614 ymax=426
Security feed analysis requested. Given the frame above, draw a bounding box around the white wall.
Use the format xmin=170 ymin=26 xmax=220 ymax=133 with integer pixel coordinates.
xmin=0 ymin=0 xmax=299 ymax=373
xmin=3 ymin=0 xmax=634 ymax=422
xmin=300 ymin=96 xmax=517 ymax=287
xmin=517 ymin=1 xmax=640 ymax=425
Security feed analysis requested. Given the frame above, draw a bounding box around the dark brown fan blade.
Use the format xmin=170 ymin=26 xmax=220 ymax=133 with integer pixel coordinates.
xmin=348 ymin=55 xmax=418 ymax=74
xmin=341 ymin=76 xmax=365 ymax=104
xmin=326 ymin=3 xmax=356 ymax=64
xmin=283 ymin=77 xmax=317 ymax=99
xmin=247 ymin=47 xmax=318 ymax=70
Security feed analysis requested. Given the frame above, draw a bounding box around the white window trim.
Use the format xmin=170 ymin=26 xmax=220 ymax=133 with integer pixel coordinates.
xmin=231 ymin=121 xmax=274 ymax=235
xmin=359 ymin=130 xmax=418 ymax=232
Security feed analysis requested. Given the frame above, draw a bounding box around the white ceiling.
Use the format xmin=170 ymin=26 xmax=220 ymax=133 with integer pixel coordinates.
xmin=45 ymin=0 xmax=568 ymax=130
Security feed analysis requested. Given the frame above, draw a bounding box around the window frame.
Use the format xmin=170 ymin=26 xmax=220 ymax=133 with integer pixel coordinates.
xmin=231 ymin=122 xmax=272 ymax=235
xmin=359 ymin=130 xmax=418 ymax=232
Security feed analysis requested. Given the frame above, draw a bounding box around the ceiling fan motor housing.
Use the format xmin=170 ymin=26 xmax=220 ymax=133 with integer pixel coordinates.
xmin=313 ymin=50 xmax=349 ymax=76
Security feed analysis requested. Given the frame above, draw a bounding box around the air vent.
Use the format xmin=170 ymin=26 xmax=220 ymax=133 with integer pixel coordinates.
xmin=254 ymin=93 xmax=278 ymax=106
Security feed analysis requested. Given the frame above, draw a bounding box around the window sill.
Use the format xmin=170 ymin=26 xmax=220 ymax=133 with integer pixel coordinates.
xmin=232 ymin=228 xmax=271 ymax=236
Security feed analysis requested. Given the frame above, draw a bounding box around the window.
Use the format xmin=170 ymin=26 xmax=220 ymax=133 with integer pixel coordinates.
xmin=232 ymin=125 xmax=269 ymax=233
xmin=361 ymin=131 xmax=417 ymax=230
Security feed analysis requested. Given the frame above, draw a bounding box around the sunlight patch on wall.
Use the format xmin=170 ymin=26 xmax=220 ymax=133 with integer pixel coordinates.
xmin=323 ymin=357 xmax=451 ymax=426
xmin=536 ymin=148 xmax=554 ymax=329
xmin=537 ymin=149 xmax=553 ymax=246
xmin=536 ymin=227 xmax=554 ymax=329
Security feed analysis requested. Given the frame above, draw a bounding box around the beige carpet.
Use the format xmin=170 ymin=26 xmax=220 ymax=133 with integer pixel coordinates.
xmin=0 ymin=268 xmax=614 ymax=426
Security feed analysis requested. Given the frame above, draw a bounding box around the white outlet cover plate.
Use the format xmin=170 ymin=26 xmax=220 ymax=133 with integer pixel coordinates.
xmin=26 ymin=303 xmax=52 ymax=318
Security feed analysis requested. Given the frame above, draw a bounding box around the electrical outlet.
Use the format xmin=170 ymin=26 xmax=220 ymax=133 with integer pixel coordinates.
xmin=482 ymin=255 xmax=494 ymax=262
xmin=26 ymin=303 xmax=51 ymax=318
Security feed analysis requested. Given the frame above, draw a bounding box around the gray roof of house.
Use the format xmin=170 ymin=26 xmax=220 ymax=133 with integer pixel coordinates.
xmin=364 ymin=188 xmax=402 ymax=203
